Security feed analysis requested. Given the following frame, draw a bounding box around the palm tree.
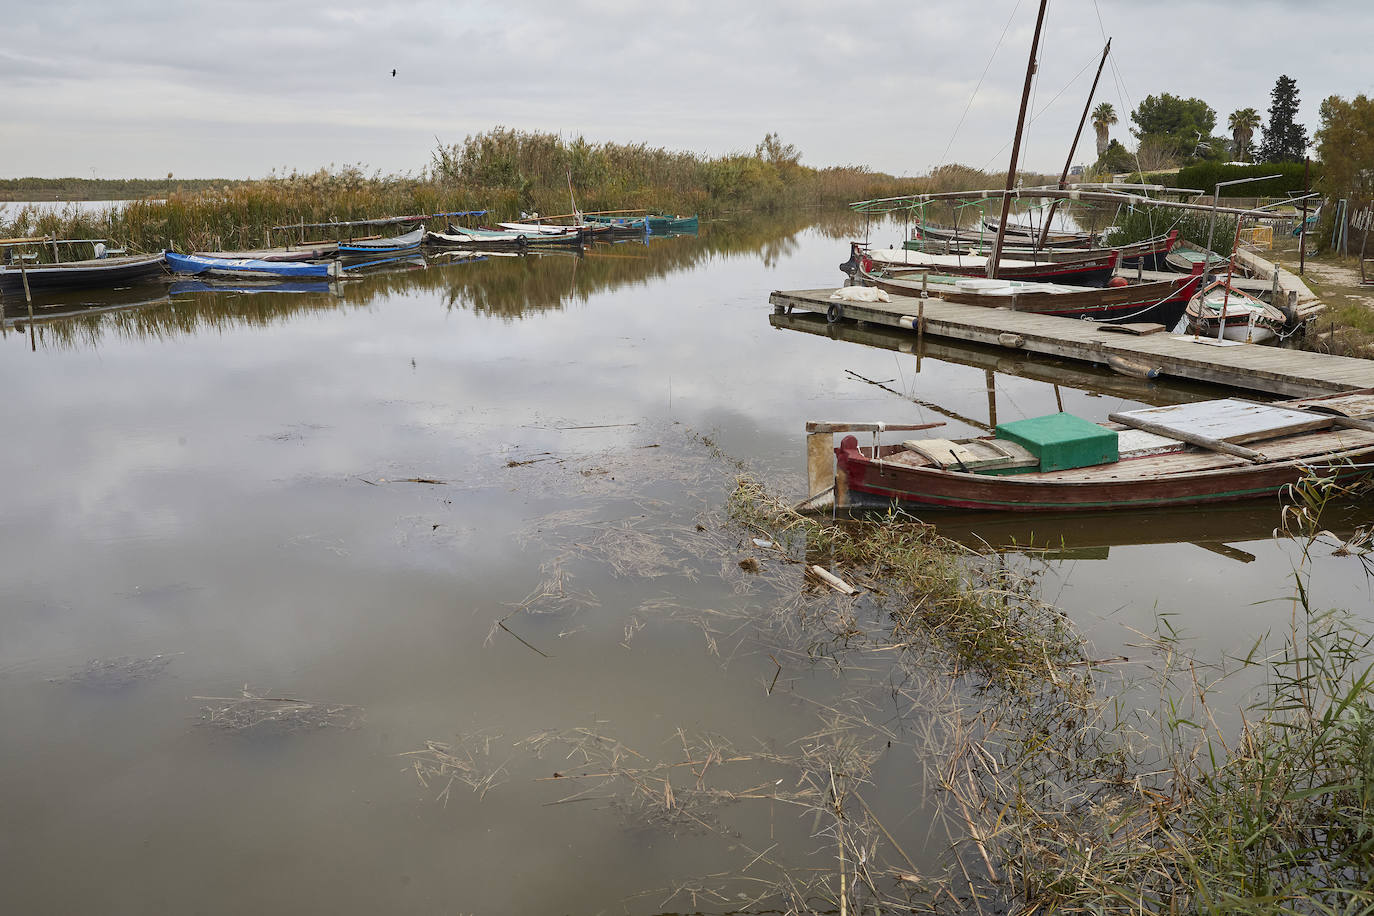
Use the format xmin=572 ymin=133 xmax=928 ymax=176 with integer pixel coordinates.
xmin=1228 ymin=108 xmax=1261 ymax=162
xmin=1092 ymin=103 xmax=1117 ymax=157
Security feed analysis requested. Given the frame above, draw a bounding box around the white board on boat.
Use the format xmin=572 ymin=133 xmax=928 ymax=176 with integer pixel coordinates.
xmin=1111 ymin=399 xmax=1334 ymax=445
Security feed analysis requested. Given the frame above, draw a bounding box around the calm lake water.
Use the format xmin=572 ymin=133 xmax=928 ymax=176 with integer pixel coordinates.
xmin=1 ymin=214 xmax=1370 ymax=914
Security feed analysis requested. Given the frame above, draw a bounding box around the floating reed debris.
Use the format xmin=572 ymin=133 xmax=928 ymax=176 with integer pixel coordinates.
xmin=51 ymin=654 xmax=173 ymax=689
xmin=195 ymin=685 xmax=364 ymax=734
xmin=399 ymin=733 xmax=510 ymax=805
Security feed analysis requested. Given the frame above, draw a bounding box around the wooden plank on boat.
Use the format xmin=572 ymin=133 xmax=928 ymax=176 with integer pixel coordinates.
xmin=1111 ymin=400 xmax=1333 ymax=445
xmin=1296 ymin=393 xmax=1374 ymax=420
xmin=1097 ymin=322 xmax=1167 ymax=336
xmin=899 ymin=437 xmax=1038 ymax=471
xmin=1116 ymin=429 xmax=1186 ymax=458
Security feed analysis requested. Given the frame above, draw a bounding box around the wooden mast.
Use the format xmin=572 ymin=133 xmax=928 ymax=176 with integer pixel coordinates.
xmin=1036 ymin=38 xmax=1111 ymax=250
xmin=987 ymin=0 xmax=1050 ymax=279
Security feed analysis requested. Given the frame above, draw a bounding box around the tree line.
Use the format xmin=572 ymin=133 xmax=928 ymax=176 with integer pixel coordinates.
xmin=1090 ymin=74 xmax=1308 ymax=176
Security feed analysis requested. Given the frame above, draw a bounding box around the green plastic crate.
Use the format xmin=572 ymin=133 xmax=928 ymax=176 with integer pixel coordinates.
xmin=994 ymin=413 xmax=1118 ymax=472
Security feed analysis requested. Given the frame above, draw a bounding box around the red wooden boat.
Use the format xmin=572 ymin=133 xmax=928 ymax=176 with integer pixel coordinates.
xmin=818 ymin=392 xmax=1374 ymax=512
xmin=864 ymin=244 xmax=1120 ymax=285
xmin=860 ymin=260 xmax=1205 ymax=326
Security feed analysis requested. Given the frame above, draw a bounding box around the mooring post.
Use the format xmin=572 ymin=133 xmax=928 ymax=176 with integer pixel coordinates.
xmin=916 ymin=298 xmax=925 ymax=371
xmin=18 ymin=251 xmax=35 ymax=352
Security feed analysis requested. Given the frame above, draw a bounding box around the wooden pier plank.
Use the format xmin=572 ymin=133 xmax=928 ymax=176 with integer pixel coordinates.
xmin=770 ymin=287 xmax=1374 ymax=398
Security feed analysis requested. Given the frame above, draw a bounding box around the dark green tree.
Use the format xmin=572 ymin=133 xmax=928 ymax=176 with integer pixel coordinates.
xmin=1095 ymin=139 xmax=1135 ymax=174
xmin=1258 ymin=75 xmax=1308 ymax=163
xmin=1129 ymin=93 xmax=1217 ymax=160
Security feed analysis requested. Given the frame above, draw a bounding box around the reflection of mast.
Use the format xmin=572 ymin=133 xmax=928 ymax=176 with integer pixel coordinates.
xmin=844 ymin=369 xmax=994 ymax=432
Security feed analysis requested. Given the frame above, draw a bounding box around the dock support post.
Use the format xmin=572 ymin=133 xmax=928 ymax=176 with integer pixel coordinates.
xmin=19 ymin=253 xmax=34 ymax=352
xmin=806 ymin=432 xmax=834 ymax=499
xmin=985 ymin=369 xmax=998 ymax=428
xmin=916 ymin=299 xmax=925 ymax=371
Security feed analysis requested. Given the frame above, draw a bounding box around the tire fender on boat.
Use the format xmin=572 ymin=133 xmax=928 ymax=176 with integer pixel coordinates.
xmin=826 ymin=302 xmax=842 ymax=324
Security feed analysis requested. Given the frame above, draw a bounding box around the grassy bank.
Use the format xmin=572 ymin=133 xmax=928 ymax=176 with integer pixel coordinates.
xmin=1 ymin=130 xmax=924 ymax=257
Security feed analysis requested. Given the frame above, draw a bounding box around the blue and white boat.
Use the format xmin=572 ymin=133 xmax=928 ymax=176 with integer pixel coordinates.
xmin=165 ymin=251 xmax=341 ymax=280
xmin=336 ymin=226 xmax=426 ymax=261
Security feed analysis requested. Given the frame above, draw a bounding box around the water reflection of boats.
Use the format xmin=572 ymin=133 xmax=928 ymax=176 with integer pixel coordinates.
xmin=3 ymin=283 xmax=172 ymax=327
xmin=768 ymin=310 xmax=1218 ymax=406
xmin=923 ymin=497 xmax=1374 ymax=561
xmin=169 ymin=279 xmax=338 ymax=295
xmin=340 ymin=253 xmax=428 ymax=274
xmin=813 ymin=391 xmax=1374 ymax=513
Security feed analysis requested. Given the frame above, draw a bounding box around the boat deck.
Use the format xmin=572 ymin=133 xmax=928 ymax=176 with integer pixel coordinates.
xmin=770 ymin=287 xmax=1374 ymax=398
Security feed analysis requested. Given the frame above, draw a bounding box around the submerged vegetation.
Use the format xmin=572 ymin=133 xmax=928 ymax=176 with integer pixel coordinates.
xmin=704 ymin=469 xmax=1374 ymax=912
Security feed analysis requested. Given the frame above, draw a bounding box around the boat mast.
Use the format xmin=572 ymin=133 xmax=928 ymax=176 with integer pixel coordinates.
xmin=1036 ymin=37 xmax=1110 ymax=250
xmin=987 ymin=0 xmax=1050 ymax=279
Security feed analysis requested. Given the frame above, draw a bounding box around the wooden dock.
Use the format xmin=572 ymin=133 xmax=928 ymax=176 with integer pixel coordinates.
xmin=769 ymin=288 xmax=1374 ymax=398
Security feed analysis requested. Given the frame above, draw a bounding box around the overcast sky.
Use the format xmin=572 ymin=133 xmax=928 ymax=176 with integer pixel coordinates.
xmin=3 ymin=0 xmax=1369 ymax=180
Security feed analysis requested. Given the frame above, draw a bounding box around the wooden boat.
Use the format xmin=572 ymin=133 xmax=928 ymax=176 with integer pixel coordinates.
xmin=495 ymin=221 xmax=612 ymax=238
xmin=193 ymin=243 xmax=338 ymax=262
xmin=650 ymin=215 xmax=698 ymax=234
xmin=1183 ymin=279 xmax=1291 ymax=343
xmin=165 ymin=251 xmax=341 ymax=280
xmin=814 ymin=391 xmax=1374 ymax=512
xmin=860 ymin=259 xmax=1205 ymax=325
xmin=336 ymin=227 xmax=425 ymax=260
xmin=913 ymin=220 xmax=1092 ymax=249
xmin=1165 ymin=240 xmax=1231 ymax=274
xmin=863 ymin=245 xmax=1120 ymax=285
xmin=584 ymin=214 xmax=650 ymax=230
xmin=428 ymin=226 xmax=583 ymax=249
xmin=982 ymin=217 xmax=1096 ymax=246
xmin=910 ymin=230 xmax=1179 ymax=271
xmin=0 ymin=251 xmax=166 ymax=295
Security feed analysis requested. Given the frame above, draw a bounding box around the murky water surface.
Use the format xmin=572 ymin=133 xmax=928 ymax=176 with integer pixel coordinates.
xmin=2 ymin=215 xmax=1370 ymax=913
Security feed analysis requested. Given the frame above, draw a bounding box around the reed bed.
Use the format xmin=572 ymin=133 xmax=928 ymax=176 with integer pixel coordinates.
xmin=0 ymin=129 xmax=928 ymax=258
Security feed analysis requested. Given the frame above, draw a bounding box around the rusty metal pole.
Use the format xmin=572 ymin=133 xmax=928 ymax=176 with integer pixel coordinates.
xmin=1037 ymin=38 xmax=1111 ymax=251
xmin=1299 ymin=156 xmax=1310 ymax=276
xmin=988 ymin=0 xmax=1050 ymax=279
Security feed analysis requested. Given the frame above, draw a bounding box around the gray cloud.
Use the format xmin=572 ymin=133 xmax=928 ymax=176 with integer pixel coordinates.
xmin=3 ymin=0 xmax=1369 ymax=178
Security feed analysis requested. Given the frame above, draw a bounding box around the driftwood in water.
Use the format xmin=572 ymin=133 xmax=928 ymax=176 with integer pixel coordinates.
xmin=806 ymin=565 xmax=857 ymax=595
